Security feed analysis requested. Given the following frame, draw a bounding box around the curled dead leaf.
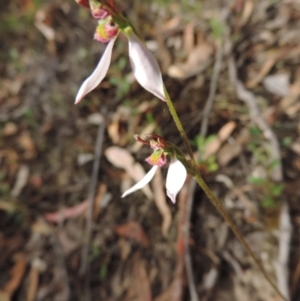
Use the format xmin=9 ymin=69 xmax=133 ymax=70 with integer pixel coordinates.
xmin=115 ymin=221 xmax=150 ymax=247
xmin=168 ymin=42 xmax=213 ymax=79
xmin=152 ymin=168 xmax=172 ymax=237
xmin=44 ymin=200 xmax=89 ymax=223
xmin=203 ymin=121 xmax=236 ymax=160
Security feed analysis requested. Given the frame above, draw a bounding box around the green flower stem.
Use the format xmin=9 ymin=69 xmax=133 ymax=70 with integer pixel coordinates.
xmin=165 ymin=88 xmax=288 ymax=301
xmin=164 ymin=88 xmax=197 ymax=170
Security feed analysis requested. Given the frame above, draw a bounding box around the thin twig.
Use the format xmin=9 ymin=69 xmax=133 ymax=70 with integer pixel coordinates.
xmin=183 ymin=177 xmax=199 ymax=301
xmin=200 ymin=40 xmax=224 ymax=137
xmin=276 ymin=202 xmax=292 ymax=301
xmin=227 ymin=56 xmax=282 ymax=182
xmin=80 ymin=107 xmax=107 ymax=285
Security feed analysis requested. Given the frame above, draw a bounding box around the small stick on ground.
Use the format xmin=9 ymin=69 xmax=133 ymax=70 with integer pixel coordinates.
xmin=276 ymin=202 xmax=292 ymax=301
xmin=183 ymin=178 xmax=198 ymax=301
xmin=200 ymin=38 xmax=224 ymax=138
xmin=227 ymin=56 xmax=282 ymax=182
xmin=184 ymin=8 xmax=228 ymax=300
xmin=79 ymin=107 xmax=107 ymax=297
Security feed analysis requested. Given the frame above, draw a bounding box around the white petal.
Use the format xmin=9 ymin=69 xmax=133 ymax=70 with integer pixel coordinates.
xmin=166 ymin=159 xmax=187 ymax=204
xmin=127 ymin=32 xmax=166 ymax=101
xmin=122 ymin=165 xmax=158 ymax=198
xmin=75 ymin=37 xmax=117 ymax=104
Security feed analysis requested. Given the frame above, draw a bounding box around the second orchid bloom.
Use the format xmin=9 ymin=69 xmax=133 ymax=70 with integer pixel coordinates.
xmin=121 ymin=135 xmax=187 ymax=204
xmin=75 ymin=5 xmax=166 ymax=104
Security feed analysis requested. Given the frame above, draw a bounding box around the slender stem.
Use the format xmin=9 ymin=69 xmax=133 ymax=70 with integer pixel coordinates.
xmin=164 ymin=88 xmax=196 ymax=168
xmin=165 ymin=89 xmax=288 ymax=301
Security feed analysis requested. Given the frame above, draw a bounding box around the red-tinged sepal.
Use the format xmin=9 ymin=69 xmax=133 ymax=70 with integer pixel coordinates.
xmin=75 ymin=0 xmax=90 ymax=8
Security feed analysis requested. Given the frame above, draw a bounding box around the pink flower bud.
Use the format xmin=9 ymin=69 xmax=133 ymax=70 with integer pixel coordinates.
xmin=92 ymin=7 xmax=110 ymax=19
xmin=89 ymin=0 xmax=111 ymax=19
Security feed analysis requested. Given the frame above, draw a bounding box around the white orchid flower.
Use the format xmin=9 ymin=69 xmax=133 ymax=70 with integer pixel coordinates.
xmin=122 ymin=158 xmax=187 ymax=204
xmin=75 ymin=28 xmax=166 ymax=104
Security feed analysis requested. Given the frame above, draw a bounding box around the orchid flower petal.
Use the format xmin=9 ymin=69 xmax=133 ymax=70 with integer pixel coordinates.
xmin=75 ymin=36 xmax=117 ymax=104
xmin=166 ymin=159 xmax=187 ymax=204
xmin=122 ymin=165 xmax=158 ymax=198
xmin=127 ymin=32 xmax=166 ymax=101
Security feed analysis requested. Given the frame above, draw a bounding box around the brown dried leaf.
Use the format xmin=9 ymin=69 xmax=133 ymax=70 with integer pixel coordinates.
xmin=280 ymin=68 xmax=300 ymax=112
xmin=168 ymin=42 xmax=213 ymax=79
xmin=152 ymin=168 xmax=172 ymax=237
xmin=31 ymin=219 xmax=51 ymax=236
xmin=107 ymin=108 xmax=132 ymax=146
xmin=18 ymin=131 xmax=37 ymax=160
xmin=115 ymin=221 xmax=150 ymax=247
xmin=203 ymin=121 xmax=236 ymax=160
xmin=26 ymin=259 xmax=46 ymax=301
xmin=105 ymin=147 xmax=153 ymax=200
xmin=133 ymin=252 xmax=152 ymax=301
xmin=105 ymin=146 xmax=134 ymax=170
xmin=2 ymin=253 xmax=26 ymax=298
xmin=108 ymin=119 xmax=121 ymax=145
xmin=240 ymin=0 xmax=254 ymax=26
xmin=156 ymin=35 xmax=172 ymax=73
xmin=35 ymin=9 xmax=55 ymax=41
xmin=57 ymin=231 xmax=80 ymax=255
xmin=246 ymin=50 xmax=280 ymax=88
xmin=2 ymin=123 xmax=18 ymax=137
xmin=16 ymin=0 xmax=34 ymax=10
xmin=218 ymin=128 xmax=250 ymax=166
xmin=118 ymin=238 xmax=131 ymax=261
xmin=0 ymin=149 xmax=19 ymax=176
xmin=183 ymin=22 xmax=195 ymax=54
xmin=93 ymin=184 xmax=107 ymax=220
xmin=286 ymin=102 xmax=300 ymax=117
xmin=11 ymin=165 xmax=30 ymax=197
xmin=160 ymin=16 xmax=181 ymax=34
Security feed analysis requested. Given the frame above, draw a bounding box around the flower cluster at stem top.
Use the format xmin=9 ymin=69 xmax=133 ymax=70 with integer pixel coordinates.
xmin=74 ymin=0 xmax=166 ymax=104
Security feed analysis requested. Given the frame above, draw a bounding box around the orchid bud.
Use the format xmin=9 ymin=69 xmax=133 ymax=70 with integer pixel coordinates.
xmin=94 ymin=17 xmax=119 ymax=43
xmin=134 ymin=134 xmax=169 ymax=150
xmin=89 ymin=0 xmax=110 ymax=19
xmin=75 ymin=0 xmax=90 ymax=8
